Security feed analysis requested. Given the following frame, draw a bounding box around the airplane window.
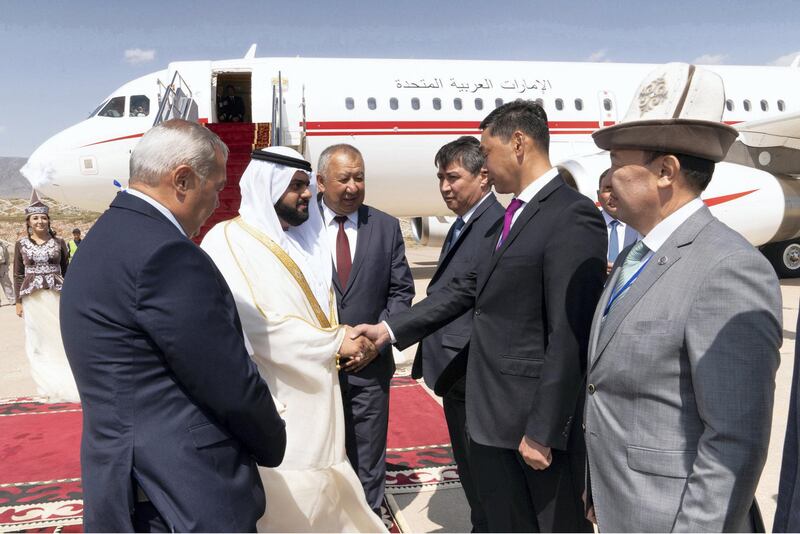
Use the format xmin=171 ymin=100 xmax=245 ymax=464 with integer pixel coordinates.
xmin=345 ymin=97 xmax=354 ymax=110
xmin=603 ymin=98 xmax=612 ymax=111
xmin=390 ymin=97 xmax=398 ymax=110
xmin=555 ymin=98 xmax=564 ymax=111
xmin=475 ymin=98 xmax=483 ymax=110
xmin=778 ymin=99 xmax=786 ymax=112
xmin=761 ymin=99 xmax=769 ymax=112
xmin=495 ymin=98 xmax=504 ymax=108
xmin=454 ymin=98 xmax=463 ymax=110
xmin=433 ymin=98 xmax=442 ymax=110
xmin=130 ymin=95 xmax=150 ymax=117
xmin=411 ymin=97 xmax=420 ymax=110
xmin=89 ymin=99 xmax=109 ymax=118
xmin=574 ymin=98 xmax=583 ymax=111
xmin=367 ymin=97 xmax=377 ymax=110
xmin=98 ymin=96 xmax=126 ymax=118
xmin=725 ymin=99 xmax=734 ymax=112
xmin=743 ymin=99 xmax=751 ymax=112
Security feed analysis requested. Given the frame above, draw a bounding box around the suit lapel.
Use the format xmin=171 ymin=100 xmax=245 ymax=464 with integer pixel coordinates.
xmin=591 ymin=206 xmax=715 ymax=369
xmin=432 ymin=194 xmax=496 ymax=285
xmin=342 ymin=205 xmax=372 ymax=296
xmin=476 ymin=178 xmax=562 ymax=296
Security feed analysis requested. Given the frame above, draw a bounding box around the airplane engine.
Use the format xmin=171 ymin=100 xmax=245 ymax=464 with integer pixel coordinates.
xmin=410 ymin=216 xmax=455 ymax=247
xmin=558 ymin=153 xmax=800 ymax=278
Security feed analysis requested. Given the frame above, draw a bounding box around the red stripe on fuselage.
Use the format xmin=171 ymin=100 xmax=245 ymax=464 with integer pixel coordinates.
xmin=81 ymin=133 xmax=144 ymax=147
xmin=703 ymin=189 xmax=757 ymax=206
xmin=304 ymin=120 xmax=605 ymax=130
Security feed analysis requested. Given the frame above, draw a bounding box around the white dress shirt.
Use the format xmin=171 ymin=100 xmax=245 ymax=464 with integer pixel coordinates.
xmin=125 ymin=188 xmax=187 ymax=237
xmin=495 ymin=167 xmax=559 ymax=248
xmin=451 ymin=192 xmax=492 ymax=244
xmin=321 ymin=200 xmax=358 ymax=264
xmin=640 ymin=197 xmax=705 ymax=261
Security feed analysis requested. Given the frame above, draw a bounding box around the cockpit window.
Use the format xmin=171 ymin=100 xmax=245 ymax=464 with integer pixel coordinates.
xmin=98 ymin=96 xmax=125 ymax=118
xmin=89 ymin=99 xmax=109 ymax=118
xmin=130 ymin=95 xmax=150 ymax=117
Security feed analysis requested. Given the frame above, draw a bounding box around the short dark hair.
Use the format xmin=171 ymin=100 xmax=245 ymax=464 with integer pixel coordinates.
xmin=479 ymin=100 xmax=550 ymax=154
xmin=645 ymin=151 xmax=715 ymax=192
xmin=72 ymin=228 xmax=81 ymax=234
xmin=598 ymin=168 xmax=610 ymax=188
xmin=434 ymin=136 xmax=484 ymax=176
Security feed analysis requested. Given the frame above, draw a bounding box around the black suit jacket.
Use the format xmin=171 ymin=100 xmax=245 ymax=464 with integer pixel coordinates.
xmin=389 ymin=175 xmax=606 ymax=450
xmin=60 ymin=192 xmax=286 ymax=532
xmin=332 ymin=203 xmax=414 ymax=386
xmin=412 ymin=194 xmax=504 ymax=396
xmin=775 ymin=307 xmax=800 ymax=532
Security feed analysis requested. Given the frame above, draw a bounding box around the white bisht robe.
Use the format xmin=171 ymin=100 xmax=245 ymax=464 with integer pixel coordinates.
xmin=202 ymin=217 xmax=387 ymax=533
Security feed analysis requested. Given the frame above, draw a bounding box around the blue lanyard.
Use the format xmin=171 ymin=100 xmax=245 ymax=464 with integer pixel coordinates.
xmin=603 ymin=256 xmax=652 ymax=316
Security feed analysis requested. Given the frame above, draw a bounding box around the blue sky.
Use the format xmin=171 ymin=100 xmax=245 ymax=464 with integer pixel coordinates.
xmin=1 ymin=0 xmax=798 ymax=157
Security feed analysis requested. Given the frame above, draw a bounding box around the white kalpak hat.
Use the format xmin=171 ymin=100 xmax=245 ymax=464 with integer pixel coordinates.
xmin=592 ymin=63 xmax=739 ymax=162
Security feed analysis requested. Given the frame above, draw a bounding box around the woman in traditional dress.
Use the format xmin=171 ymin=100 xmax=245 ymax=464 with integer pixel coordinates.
xmin=13 ymin=195 xmax=80 ymax=403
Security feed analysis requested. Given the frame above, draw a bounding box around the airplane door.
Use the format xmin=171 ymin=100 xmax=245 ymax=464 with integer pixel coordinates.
xmin=598 ymin=90 xmax=617 ymax=127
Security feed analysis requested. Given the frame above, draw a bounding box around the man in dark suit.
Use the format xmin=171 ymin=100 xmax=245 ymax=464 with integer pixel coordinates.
xmin=353 ymin=101 xmax=606 ymax=532
xmin=413 ymin=136 xmax=503 ymax=532
xmin=316 ymin=143 xmax=414 ymax=513
xmin=60 ymin=119 xmax=287 ymax=532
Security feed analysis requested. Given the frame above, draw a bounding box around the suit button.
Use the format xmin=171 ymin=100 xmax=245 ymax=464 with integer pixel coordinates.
xmin=587 ymin=383 xmax=596 ymax=394
xmin=474 ymin=309 xmax=481 ymax=316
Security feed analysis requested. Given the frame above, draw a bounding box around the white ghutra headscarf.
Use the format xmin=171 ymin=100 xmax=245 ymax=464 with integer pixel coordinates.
xmin=238 ymin=146 xmax=333 ymax=311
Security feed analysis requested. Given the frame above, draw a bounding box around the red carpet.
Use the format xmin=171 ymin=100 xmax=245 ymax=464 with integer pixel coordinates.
xmin=0 ymin=397 xmax=83 ymax=532
xmin=385 ymin=376 xmax=460 ymax=494
xmin=0 ymin=376 xmax=456 ymax=531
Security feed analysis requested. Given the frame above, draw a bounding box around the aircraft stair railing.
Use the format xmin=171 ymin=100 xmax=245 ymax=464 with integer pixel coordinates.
xmin=154 ymin=71 xmax=198 ymax=126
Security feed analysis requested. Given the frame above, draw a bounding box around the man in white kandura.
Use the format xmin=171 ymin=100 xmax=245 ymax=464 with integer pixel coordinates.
xmin=201 ymin=146 xmax=387 ymax=533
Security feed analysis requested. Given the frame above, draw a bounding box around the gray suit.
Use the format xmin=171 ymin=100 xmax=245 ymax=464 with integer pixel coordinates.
xmin=584 ymin=206 xmax=782 ymax=532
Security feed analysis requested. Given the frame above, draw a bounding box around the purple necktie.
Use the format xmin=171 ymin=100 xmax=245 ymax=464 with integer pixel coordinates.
xmin=497 ymin=198 xmax=524 ymax=249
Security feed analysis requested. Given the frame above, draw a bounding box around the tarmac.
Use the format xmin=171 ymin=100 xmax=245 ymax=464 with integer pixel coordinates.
xmin=1 ymin=244 xmax=798 ymax=532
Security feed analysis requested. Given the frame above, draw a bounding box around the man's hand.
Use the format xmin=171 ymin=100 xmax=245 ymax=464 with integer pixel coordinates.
xmin=582 ymin=489 xmax=597 ymax=524
xmin=350 ymin=322 xmax=391 ymax=351
xmin=518 ymin=435 xmax=552 ymax=470
xmin=607 ymin=261 xmax=614 ymax=274
xmin=15 ymin=302 xmax=23 ymax=318
xmin=339 ymin=326 xmax=378 ymax=373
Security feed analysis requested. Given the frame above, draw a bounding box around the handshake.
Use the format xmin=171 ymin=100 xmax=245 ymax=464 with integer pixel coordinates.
xmin=337 ymin=323 xmax=392 ymax=373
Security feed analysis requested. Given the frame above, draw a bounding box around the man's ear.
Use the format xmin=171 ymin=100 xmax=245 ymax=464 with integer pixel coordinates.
xmin=316 ymin=173 xmax=326 ymax=193
xmin=171 ymin=165 xmax=195 ymax=194
xmin=479 ymin=168 xmax=491 ymax=189
xmin=512 ymin=131 xmax=525 ymax=156
xmin=657 ymin=155 xmax=680 ymax=188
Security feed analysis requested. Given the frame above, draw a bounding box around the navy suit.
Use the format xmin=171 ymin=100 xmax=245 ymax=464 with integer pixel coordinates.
xmin=412 ymin=193 xmax=503 ymax=532
xmin=388 ymin=175 xmax=605 ymax=532
xmin=332 ymin=203 xmax=414 ymax=512
xmin=60 ymin=192 xmax=286 ymax=532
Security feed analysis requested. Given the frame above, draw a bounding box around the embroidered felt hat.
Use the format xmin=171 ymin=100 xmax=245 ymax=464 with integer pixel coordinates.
xmin=592 ymin=63 xmax=739 ymax=162
xmin=24 ymin=189 xmax=49 ymax=216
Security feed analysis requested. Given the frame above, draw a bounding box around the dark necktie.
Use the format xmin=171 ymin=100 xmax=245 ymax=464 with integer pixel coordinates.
xmin=334 ymin=215 xmax=352 ymax=287
xmin=497 ymin=198 xmax=524 ymax=250
xmin=444 ymin=217 xmax=465 ymax=255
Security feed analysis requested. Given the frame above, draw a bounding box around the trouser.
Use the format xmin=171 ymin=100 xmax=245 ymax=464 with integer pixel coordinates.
xmin=341 ymin=377 xmax=390 ymax=514
xmin=443 ymin=376 xmax=488 ymax=532
xmin=132 ymin=501 xmax=169 ymax=533
xmin=469 ymin=438 xmax=593 ymax=533
xmin=0 ymin=266 xmax=13 ymax=304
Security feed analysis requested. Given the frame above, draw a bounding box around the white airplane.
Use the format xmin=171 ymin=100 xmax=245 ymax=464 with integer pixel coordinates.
xmin=21 ymin=46 xmax=800 ymax=276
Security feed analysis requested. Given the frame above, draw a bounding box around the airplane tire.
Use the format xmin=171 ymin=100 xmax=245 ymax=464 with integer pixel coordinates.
xmin=762 ymin=239 xmax=800 ymax=279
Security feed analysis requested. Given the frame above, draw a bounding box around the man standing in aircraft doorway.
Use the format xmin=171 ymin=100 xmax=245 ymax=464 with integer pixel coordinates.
xmin=352 ymin=100 xmax=606 ymax=532
xmin=317 ymin=143 xmax=415 ymax=515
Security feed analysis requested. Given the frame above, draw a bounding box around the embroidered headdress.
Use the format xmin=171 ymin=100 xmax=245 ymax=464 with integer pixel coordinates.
xmin=25 ymin=190 xmax=49 ymax=216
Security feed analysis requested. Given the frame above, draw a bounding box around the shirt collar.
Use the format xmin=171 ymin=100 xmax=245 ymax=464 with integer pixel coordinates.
xmin=515 ymin=167 xmax=559 ymax=205
xmin=321 ymin=200 xmax=358 ymax=227
xmin=641 ymin=197 xmax=704 ymax=253
xmin=602 ymin=210 xmax=620 ymax=226
xmin=459 ymin=192 xmax=492 ymax=225
xmin=125 ymin=188 xmax=187 ymax=237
